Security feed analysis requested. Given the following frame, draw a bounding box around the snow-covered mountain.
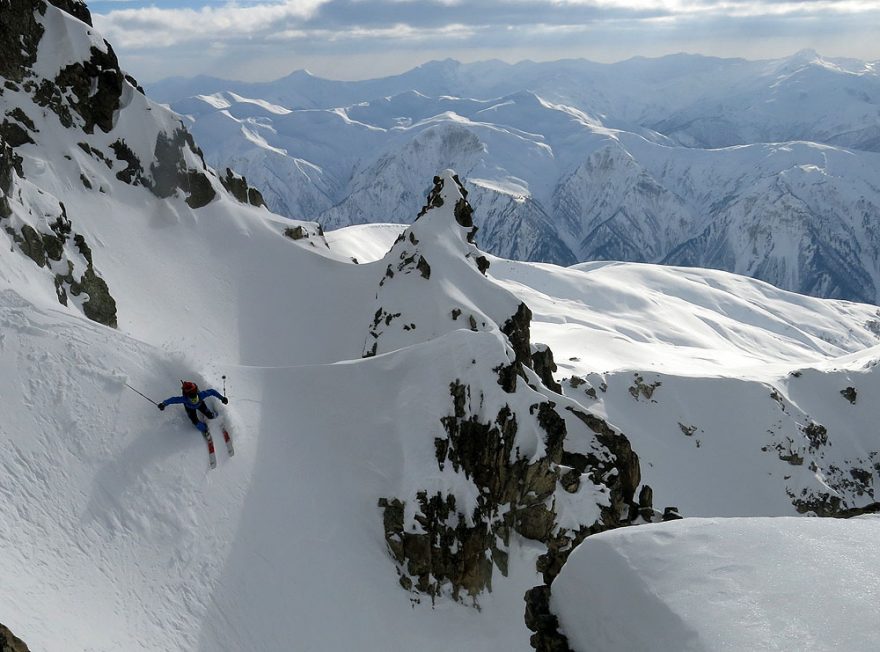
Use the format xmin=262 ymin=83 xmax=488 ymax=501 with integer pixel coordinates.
xmin=151 ymin=54 xmax=880 ymax=303
xmin=4 ymin=3 xmax=880 ymax=651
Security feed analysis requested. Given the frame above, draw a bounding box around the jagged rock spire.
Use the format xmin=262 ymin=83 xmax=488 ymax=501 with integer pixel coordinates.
xmin=373 ymin=171 xmax=646 ymax=622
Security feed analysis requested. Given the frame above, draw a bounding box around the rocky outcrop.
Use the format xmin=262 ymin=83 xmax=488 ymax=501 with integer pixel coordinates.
xmin=1 ymin=189 xmax=117 ymax=327
xmin=48 ymin=44 xmax=123 ymax=134
xmin=1 ymin=108 xmax=36 ymax=147
xmin=220 ymin=167 xmax=266 ymax=208
xmin=532 ymin=344 xmax=562 ymax=394
xmin=374 ymin=173 xmax=647 ymax=649
xmin=0 ymin=131 xmax=117 ymax=327
xmin=0 ymin=0 xmax=45 ymax=83
xmin=0 ymin=622 xmax=30 ymax=652
xmin=524 ymin=586 xmax=574 ymax=652
xmin=149 ymin=129 xmax=217 ymax=207
xmin=0 ymin=137 xmax=20 ymax=217
xmin=379 ymin=342 xmax=643 ymax=605
xmin=0 ymin=0 xmax=252 ymax=326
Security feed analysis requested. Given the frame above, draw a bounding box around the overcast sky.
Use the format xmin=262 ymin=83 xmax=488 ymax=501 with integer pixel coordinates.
xmin=89 ymin=0 xmax=880 ymax=83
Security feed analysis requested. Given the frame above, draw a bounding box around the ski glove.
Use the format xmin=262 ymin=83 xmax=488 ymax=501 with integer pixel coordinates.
xmin=157 ymin=402 xmax=165 ymax=410
xmin=221 ymin=396 xmax=228 ymax=404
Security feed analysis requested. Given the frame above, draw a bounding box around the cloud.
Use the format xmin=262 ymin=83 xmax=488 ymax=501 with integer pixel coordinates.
xmin=95 ymin=0 xmax=325 ymax=47
xmin=91 ymin=0 xmax=880 ymax=81
xmin=94 ymin=0 xmax=880 ymax=48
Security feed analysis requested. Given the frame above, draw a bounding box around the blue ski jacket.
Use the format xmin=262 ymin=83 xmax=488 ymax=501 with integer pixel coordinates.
xmin=161 ymin=388 xmax=224 ymax=408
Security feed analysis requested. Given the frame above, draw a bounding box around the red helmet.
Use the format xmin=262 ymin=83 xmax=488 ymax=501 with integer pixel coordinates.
xmin=181 ymin=381 xmax=198 ymax=396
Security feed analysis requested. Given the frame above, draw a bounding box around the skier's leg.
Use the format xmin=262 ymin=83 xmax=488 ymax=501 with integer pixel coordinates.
xmin=198 ymin=402 xmax=216 ymax=420
xmin=185 ymin=406 xmax=200 ymax=426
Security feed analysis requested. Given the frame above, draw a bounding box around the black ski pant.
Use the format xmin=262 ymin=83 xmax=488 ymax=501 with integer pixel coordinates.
xmin=185 ymin=401 xmax=215 ymax=426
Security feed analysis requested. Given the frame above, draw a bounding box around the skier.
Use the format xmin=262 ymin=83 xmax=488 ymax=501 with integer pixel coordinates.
xmin=157 ymin=380 xmax=228 ymax=433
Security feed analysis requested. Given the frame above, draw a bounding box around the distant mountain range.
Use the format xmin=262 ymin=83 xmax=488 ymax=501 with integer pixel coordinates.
xmin=149 ymin=53 xmax=880 ymax=304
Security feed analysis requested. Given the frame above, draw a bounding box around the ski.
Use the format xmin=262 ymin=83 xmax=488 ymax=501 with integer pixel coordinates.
xmin=222 ymin=428 xmax=234 ymax=457
xmin=204 ymin=431 xmax=217 ymax=469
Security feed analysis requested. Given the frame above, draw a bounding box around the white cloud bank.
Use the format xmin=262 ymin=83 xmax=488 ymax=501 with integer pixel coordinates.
xmin=91 ymin=0 xmax=880 ymax=81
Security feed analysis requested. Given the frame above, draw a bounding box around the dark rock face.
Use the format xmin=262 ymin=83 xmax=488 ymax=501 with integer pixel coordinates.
xmin=51 ymin=45 xmax=123 ymax=134
xmin=833 ymin=501 xmax=880 ymax=518
xmin=0 ymin=138 xmax=20 ymax=217
xmin=0 ymin=0 xmax=126 ymax=327
xmin=532 ymin=345 xmax=562 ymax=394
xmin=566 ymin=407 xmax=641 ymax=509
xmin=804 ymin=421 xmax=828 ymax=451
xmin=2 ymin=0 xmax=123 ymax=134
xmin=378 ymin=300 xmax=643 ymax=639
xmin=0 ymin=0 xmax=46 ymax=82
xmin=417 ymin=175 xmax=446 ymax=217
xmin=150 ymin=129 xmax=217 ymax=208
xmin=220 ymin=167 xmax=266 ymax=208
xmin=0 ymin=622 xmax=31 ymax=652
xmin=524 ymin=586 xmax=574 ymax=652
xmin=1 ymin=108 xmax=37 ymax=147
xmin=379 ymin=492 xmax=497 ymax=602
xmin=379 ymin=374 xmax=613 ymax=603
xmin=111 ymin=139 xmax=146 ymax=185
xmin=638 ymin=484 xmax=655 ymax=520
xmin=150 ymin=130 xmax=190 ymax=198
xmin=184 ymin=169 xmax=216 ymax=208
xmin=5 ymin=209 xmax=118 ymax=327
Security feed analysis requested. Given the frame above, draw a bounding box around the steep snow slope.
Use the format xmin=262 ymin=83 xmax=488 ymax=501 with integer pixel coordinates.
xmin=0 ymin=290 xmax=554 ymax=651
xmin=553 ymin=517 xmax=880 ymax=652
xmin=323 ymin=222 xmax=403 ymax=262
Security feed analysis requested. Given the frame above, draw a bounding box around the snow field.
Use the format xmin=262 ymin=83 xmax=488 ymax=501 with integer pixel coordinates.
xmin=194 ymin=331 xmax=552 ymax=651
xmin=0 ymin=289 xmax=548 ymax=650
xmin=552 ymin=516 xmax=880 ymax=652
xmin=0 ymin=290 xmax=253 ymax=651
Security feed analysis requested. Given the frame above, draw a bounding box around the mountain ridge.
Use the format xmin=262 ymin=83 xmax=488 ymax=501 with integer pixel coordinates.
xmin=154 ymin=52 xmax=880 ymax=303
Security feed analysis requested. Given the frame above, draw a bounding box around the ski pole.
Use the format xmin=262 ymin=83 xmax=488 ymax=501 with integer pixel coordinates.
xmin=222 ymin=375 xmax=227 ymax=396
xmin=125 ymin=382 xmax=159 ymax=405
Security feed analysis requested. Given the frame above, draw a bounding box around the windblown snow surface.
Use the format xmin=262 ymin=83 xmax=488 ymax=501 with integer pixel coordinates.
xmin=3 ymin=6 xmax=880 ymax=651
xmin=552 ymin=516 xmax=880 ymax=652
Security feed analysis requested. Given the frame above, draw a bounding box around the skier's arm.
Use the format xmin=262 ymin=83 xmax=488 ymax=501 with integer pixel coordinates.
xmin=203 ymin=388 xmax=227 ymax=403
xmin=161 ymin=396 xmax=187 ymax=406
